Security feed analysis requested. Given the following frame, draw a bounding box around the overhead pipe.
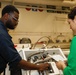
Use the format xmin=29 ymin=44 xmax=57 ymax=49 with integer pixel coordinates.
xmin=12 ymin=0 xmax=15 ymax=5
xmin=1 ymin=0 xmax=76 ymax=7
xmin=13 ymin=0 xmax=76 ymax=7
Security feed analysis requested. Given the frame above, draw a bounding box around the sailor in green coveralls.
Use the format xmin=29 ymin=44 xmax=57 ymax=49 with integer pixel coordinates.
xmin=56 ymin=7 xmax=76 ymax=75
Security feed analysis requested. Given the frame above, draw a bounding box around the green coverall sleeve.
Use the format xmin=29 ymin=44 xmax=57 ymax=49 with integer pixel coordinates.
xmin=63 ymin=36 xmax=76 ymax=75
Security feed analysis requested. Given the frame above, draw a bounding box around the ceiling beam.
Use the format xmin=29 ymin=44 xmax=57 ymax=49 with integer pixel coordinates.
xmin=1 ymin=0 xmax=76 ymax=7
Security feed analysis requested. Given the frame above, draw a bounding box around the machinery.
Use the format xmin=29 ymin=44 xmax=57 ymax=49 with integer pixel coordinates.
xmin=18 ymin=48 xmax=67 ymax=75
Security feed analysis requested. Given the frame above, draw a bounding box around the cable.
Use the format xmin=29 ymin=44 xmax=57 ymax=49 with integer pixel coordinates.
xmin=34 ymin=56 xmax=51 ymax=64
xmin=27 ymin=51 xmax=44 ymax=61
xmin=32 ymin=36 xmax=50 ymax=49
